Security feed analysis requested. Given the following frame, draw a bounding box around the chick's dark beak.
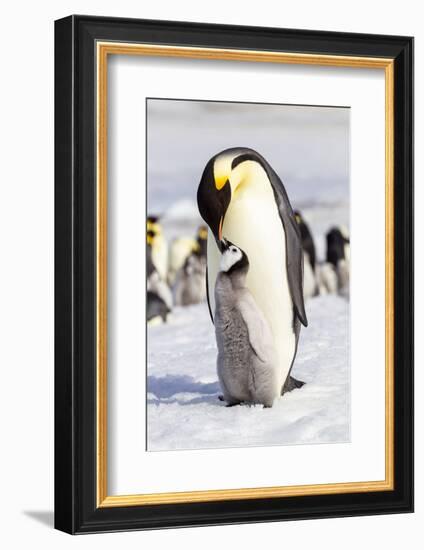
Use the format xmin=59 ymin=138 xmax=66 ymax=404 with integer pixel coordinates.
xmin=218 ymin=238 xmax=230 ymax=253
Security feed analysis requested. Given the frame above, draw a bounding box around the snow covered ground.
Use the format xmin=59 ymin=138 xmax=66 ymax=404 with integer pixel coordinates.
xmin=147 ymin=294 xmax=350 ymax=451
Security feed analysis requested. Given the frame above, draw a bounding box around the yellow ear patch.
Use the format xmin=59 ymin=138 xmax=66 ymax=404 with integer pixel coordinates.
xmin=215 ymin=173 xmax=228 ymax=190
xmin=147 ymin=220 xmax=161 ymax=234
xmin=198 ymin=227 xmax=208 ymax=240
xmin=213 ymin=155 xmax=233 ymax=190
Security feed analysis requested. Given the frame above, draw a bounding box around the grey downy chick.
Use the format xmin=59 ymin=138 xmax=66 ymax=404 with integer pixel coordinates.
xmin=214 ymin=239 xmax=280 ymax=408
xmin=174 ymin=253 xmax=207 ymax=306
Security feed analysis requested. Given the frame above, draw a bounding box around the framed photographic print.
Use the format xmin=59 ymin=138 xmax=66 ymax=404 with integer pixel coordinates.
xmin=54 ymin=15 xmax=414 ymax=534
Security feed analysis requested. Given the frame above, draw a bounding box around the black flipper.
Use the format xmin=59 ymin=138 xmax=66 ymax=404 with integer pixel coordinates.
xmin=205 ymin=264 xmax=214 ymax=324
xmin=267 ymin=166 xmax=308 ymax=327
xmin=281 ymin=376 xmax=305 ymax=395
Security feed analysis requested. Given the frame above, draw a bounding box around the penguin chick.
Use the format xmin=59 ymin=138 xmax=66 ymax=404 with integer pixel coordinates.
xmin=174 ymin=253 xmax=207 ymax=306
xmin=214 ymin=240 xmax=280 ymax=408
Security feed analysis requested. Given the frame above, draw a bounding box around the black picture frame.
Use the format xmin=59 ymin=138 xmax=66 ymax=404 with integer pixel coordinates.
xmin=55 ymin=15 xmax=414 ymax=534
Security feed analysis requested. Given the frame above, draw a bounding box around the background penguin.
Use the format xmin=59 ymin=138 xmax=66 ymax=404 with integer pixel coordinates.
xmin=147 ymin=230 xmax=173 ymax=310
xmin=337 ymin=259 xmax=350 ymax=298
xmin=316 ymin=261 xmax=338 ymax=295
xmin=174 ymin=253 xmax=207 ymax=306
xmin=147 ymin=291 xmax=170 ymax=326
xmin=146 ymin=231 xmax=156 ymax=279
xmin=294 ymin=210 xmax=318 ymax=299
xmin=326 ymin=226 xmax=350 ymax=268
xmin=214 ymin=240 xmax=280 ymax=407
xmin=196 ymin=225 xmax=208 ymax=258
xmin=325 ymin=226 xmax=350 ymax=296
xmin=147 ymin=215 xmax=168 ymax=281
xmin=167 ymin=225 xmax=208 ymax=286
xmin=168 ymin=236 xmax=197 ymax=286
xmin=340 ymin=225 xmax=351 ymax=262
xmin=302 ymin=251 xmax=317 ymax=300
xmin=197 ymin=147 xmax=307 ymax=397
xmin=294 ymin=210 xmax=316 ymax=271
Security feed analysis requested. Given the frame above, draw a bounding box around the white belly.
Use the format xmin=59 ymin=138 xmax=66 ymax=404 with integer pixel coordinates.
xmin=208 ymin=191 xmax=296 ymax=391
xmin=152 ymin=235 xmax=168 ymax=281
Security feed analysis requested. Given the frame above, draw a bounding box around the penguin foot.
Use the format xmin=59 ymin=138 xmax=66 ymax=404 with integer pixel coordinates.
xmin=282 ymin=376 xmax=306 ymax=395
xmin=218 ymin=394 xmax=241 ymax=407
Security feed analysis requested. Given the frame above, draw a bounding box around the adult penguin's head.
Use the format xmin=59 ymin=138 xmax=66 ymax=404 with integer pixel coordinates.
xmin=197 ymin=147 xmax=267 ymax=246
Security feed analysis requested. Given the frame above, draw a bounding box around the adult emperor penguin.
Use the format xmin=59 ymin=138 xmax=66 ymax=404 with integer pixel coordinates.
xmin=326 ymin=226 xmax=350 ymax=268
xmin=147 ymin=215 xmax=168 ymax=281
xmin=197 ymin=147 xmax=308 ymax=396
xmin=196 ymin=225 xmax=208 ymax=258
xmin=147 ymin=230 xmax=173 ymax=309
xmin=325 ymin=226 xmax=350 ymax=297
xmin=294 ymin=210 xmax=316 ymax=271
xmin=294 ymin=210 xmax=318 ymax=300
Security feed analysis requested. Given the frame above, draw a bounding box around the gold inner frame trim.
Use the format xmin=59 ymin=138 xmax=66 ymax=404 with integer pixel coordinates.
xmin=96 ymin=41 xmax=395 ymax=508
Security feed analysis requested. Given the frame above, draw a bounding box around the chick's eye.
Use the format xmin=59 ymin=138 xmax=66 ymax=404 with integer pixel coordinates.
xmin=232 ymin=248 xmax=237 ymax=253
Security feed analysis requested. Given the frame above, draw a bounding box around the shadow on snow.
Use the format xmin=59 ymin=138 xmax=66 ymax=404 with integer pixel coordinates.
xmin=147 ymin=374 xmax=221 ymax=406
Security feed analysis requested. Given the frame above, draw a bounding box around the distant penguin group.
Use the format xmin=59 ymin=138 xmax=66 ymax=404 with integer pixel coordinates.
xmin=290 ymin=210 xmax=351 ymax=300
xmin=292 ymin=211 xmax=350 ymax=300
xmin=146 ymin=215 xmax=209 ymax=325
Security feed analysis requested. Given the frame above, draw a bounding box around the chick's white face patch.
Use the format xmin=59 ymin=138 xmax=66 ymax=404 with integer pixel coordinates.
xmin=220 ymin=245 xmax=243 ymax=272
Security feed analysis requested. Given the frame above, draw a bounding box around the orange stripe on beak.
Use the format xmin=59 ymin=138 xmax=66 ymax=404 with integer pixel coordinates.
xmin=218 ymin=217 xmax=223 ymax=241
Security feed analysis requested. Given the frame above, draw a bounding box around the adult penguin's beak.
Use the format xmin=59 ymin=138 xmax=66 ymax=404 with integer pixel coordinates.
xmin=218 ymin=216 xmax=223 ymax=241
